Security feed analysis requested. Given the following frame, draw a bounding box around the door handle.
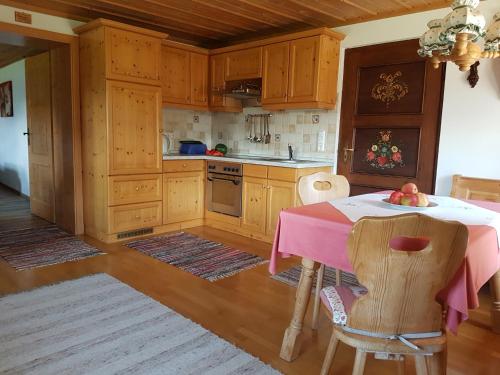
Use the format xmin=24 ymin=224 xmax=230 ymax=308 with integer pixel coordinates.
xmin=343 ymin=146 xmax=354 ymax=163
xmin=23 ymin=129 xmax=31 ymax=146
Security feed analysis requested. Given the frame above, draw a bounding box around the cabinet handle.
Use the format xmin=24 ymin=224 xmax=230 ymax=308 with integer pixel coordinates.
xmin=135 ymin=186 xmax=140 ymax=191
xmin=182 ymin=163 xmax=187 ymax=167
xmin=135 ymin=215 xmax=140 ymax=219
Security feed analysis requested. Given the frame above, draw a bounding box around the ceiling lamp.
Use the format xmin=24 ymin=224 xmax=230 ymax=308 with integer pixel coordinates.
xmin=418 ymin=0 xmax=499 ymax=71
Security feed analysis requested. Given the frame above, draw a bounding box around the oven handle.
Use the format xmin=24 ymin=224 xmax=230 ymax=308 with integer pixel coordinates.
xmin=207 ymin=176 xmax=241 ymax=186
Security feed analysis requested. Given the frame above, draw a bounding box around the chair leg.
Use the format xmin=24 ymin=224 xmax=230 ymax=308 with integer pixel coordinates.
xmin=320 ymin=329 xmax=339 ymax=375
xmin=414 ymin=351 xmax=446 ymax=375
xmin=352 ymin=349 xmax=367 ymax=375
xmin=312 ymin=264 xmax=325 ymax=330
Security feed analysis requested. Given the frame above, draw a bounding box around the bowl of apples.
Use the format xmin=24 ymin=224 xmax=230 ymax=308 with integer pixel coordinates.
xmin=383 ymin=183 xmax=437 ymax=211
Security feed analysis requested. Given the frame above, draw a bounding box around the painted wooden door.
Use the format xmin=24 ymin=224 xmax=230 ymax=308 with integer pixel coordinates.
xmin=161 ymin=46 xmax=190 ymax=105
xmin=190 ymin=52 xmax=208 ymax=106
xmin=266 ymin=179 xmax=296 ymax=237
xmin=337 ymin=39 xmax=445 ymax=195
xmin=163 ymin=171 xmax=204 ymax=224
xmin=262 ymin=42 xmax=289 ymax=105
xmin=107 ymin=80 xmax=162 ymax=175
xmin=25 ymin=52 xmax=55 ymax=222
xmin=288 ymin=36 xmax=320 ymax=103
xmin=241 ymin=176 xmax=267 ymax=234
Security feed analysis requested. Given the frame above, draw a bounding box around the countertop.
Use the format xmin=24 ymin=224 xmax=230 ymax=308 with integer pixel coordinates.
xmin=162 ymin=153 xmax=334 ymax=169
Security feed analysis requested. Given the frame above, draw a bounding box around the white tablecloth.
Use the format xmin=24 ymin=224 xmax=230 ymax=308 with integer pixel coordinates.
xmin=329 ymin=193 xmax=500 ymax=247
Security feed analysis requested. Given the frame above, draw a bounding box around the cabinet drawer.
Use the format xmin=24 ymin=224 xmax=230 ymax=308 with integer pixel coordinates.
xmin=109 ymin=202 xmax=162 ymax=233
xmin=163 ymin=160 xmax=204 ymax=172
xmin=108 ymin=174 xmax=162 ymax=206
xmin=243 ymin=164 xmax=267 ymax=178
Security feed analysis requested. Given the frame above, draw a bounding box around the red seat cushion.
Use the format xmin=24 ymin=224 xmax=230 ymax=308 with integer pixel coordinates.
xmin=320 ymin=285 xmax=367 ymax=325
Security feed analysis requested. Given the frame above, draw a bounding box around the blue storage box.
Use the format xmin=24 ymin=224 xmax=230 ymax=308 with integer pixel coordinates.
xmin=179 ymin=143 xmax=207 ymax=155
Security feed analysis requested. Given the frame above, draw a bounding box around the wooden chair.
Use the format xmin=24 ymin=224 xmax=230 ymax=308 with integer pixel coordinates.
xmin=450 ymin=174 xmax=500 ymax=202
xmin=320 ymin=214 xmax=468 ymax=375
xmin=297 ymin=172 xmax=350 ymax=329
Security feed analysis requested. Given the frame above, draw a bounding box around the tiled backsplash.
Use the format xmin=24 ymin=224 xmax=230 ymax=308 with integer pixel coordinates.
xmin=163 ymin=107 xmax=338 ymax=161
xmin=212 ymin=107 xmax=337 ymax=160
xmin=163 ymin=108 xmax=212 ymax=152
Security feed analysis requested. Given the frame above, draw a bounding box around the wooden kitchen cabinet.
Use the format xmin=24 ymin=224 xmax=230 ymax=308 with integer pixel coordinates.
xmin=160 ymin=43 xmax=209 ymax=110
xmin=266 ymin=179 xmax=296 ymax=237
xmin=261 ymin=41 xmax=289 ymax=105
xmin=241 ymin=176 xmax=268 ymax=234
xmin=76 ymin=19 xmax=166 ymax=242
xmin=104 ymin=23 xmax=162 ymax=85
xmin=288 ymin=36 xmax=320 ymax=103
xmin=107 ymin=80 xmax=162 ymax=175
xmin=163 ymin=171 xmax=204 ymax=224
xmin=224 ymin=47 xmax=262 ymax=80
xmin=209 ymin=54 xmax=242 ymax=112
xmin=161 ymin=46 xmax=190 ymax=105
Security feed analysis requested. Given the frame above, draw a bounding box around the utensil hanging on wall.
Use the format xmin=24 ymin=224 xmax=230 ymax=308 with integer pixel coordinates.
xmin=257 ymin=117 xmax=263 ymax=143
xmin=247 ymin=115 xmax=253 ymax=142
xmin=265 ymin=116 xmax=271 ymax=144
xmin=253 ymin=117 xmax=258 ymax=143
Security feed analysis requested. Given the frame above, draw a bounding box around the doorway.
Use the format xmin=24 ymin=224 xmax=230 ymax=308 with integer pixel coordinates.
xmin=0 ymin=21 xmax=82 ymax=234
xmin=336 ymin=39 xmax=445 ymax=195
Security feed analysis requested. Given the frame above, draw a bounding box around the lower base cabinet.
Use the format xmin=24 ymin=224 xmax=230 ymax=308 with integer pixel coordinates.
xmin=163 ymin=171 xmax=204 ymax=224
xmin=241 ymin=177 xmax=297 ymax=238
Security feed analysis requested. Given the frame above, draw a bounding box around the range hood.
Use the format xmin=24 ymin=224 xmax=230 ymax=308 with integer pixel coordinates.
xmin=224 ymin=79 xmax=261 ymax=99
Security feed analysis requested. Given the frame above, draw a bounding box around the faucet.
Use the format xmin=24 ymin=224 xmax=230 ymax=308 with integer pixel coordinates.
xmin=288 ymin=144 xmax=294 ymax=160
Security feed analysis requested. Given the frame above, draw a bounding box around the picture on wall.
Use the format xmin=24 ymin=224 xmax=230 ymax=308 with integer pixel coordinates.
xmin=0 ymin=81 xmax=13 ymax=117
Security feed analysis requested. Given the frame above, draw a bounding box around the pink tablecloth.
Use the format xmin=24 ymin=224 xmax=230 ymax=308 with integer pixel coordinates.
xmin=269 ymin=198 xmax=500 ymax=334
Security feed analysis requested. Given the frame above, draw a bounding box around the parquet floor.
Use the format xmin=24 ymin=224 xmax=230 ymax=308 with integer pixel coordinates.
xmin=0 ymin=184 xmax=499 ymax=374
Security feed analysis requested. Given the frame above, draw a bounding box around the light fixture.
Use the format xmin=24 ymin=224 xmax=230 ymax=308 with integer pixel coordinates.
xmin=418 ymin=0 xmax=499 ymax=71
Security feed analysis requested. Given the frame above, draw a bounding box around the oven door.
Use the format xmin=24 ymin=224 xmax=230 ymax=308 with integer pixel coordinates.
xmin=206 ymin=173 xmax=242 ymax=217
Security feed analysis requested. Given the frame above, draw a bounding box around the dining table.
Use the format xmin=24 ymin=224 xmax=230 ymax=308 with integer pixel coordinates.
xmin=269 ymin=192 xmax=500 ymax=362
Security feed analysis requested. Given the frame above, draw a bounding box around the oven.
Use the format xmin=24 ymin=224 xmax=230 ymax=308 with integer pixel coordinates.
xmin=206 ymin=161 xmax=243 ymax=217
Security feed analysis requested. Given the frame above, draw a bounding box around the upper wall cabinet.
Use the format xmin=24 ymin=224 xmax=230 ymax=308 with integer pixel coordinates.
xmin=105 ymin=27 xmax=162 ymax=85
xmin=262 ymin=33 xmax=342 ymax=110
xmin=224 ymin=47 xmax=262 ymax=81
xmin=160 ymin=43 xmax=209 ymax=111
xmin=209 ymin=54 xmax=242 ymax=113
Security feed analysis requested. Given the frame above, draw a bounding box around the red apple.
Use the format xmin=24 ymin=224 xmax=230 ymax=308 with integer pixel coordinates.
xmin=416 ymin=192 xmax=429 ymax=207
xmin=400 ymin=193 xmax=418 ymax=207
xmin=401 ymin=182 xmax=418 ymax=194
xmin=389 ymin=190 xmax=404 ymax=205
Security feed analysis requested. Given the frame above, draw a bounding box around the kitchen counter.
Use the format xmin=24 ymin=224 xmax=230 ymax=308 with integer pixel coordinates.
xmin=162 ymin=153 xmax=334 ymax=169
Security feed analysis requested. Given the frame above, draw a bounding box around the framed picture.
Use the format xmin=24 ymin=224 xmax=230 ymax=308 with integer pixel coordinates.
xmin=0 ymin=81 xmax=13 ymax=117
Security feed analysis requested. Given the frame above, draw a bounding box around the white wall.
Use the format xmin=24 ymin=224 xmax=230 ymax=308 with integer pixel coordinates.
xmin=0 ymin=4 xmax=82 ymax=35
xmin=0 ymin=59 xmax=29 ymax=195
xmin=333 ymin=2 xmax=500 ymax=195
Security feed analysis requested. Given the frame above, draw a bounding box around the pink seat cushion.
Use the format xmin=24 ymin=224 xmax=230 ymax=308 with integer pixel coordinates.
xmin=320 ymin=285 xmax=367 ymax=325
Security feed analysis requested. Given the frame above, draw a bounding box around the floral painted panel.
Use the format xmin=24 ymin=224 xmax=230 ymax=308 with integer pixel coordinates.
xmin=351 ymin=128 xmax=420 ymax=177
xmin=356 ymin=61 xmax=426 ymax=115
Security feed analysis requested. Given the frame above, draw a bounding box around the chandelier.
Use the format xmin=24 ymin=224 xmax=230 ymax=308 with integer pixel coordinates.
xmin=418 ymin=0 xmax=499 ymax=71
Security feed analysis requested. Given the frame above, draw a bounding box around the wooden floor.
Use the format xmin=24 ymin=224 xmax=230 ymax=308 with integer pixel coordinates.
xmin=0 ymin=185 xmax=499 ymax=374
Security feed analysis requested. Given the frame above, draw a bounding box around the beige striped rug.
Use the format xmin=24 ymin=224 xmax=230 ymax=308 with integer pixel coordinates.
xmin=0 ymin=274 xmax=280 ymax=374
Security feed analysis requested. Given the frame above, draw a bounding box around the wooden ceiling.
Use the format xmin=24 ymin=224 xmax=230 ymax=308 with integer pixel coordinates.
xmin=1 ymin=0 xmax=451 ymax=47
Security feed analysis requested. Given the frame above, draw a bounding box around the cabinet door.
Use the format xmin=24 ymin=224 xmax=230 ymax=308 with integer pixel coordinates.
xmin=107 ymin=80 xmax=162 ymax=175
xmin=225 ymin=47 xmax=262 ymax=80
xmin=163 ymin=171 xmax=204 ymax=224
xmin=241 ymin=176 xmax=267 ymax=234
xmin=105 ymin=27 xmax=161 ymax=85
xmin=210 ymin=54 xmax=225 ymax=107
xmin=288 ymin=36 xmax=320 ymax=103
xmin=209 ymin=55 xmax=242 ymax=112
xmin=266 ymin=180 xmax=297 ymax=237
xmin=190 ymin=52 xmax=208 ymax=106
xmin=262 ymin=42 xmax=289 ymax=105
xmin=161 ymin=46 xmax=190 ymax=105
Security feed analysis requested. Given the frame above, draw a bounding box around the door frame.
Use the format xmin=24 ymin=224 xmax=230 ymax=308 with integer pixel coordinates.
xmin=0 ymin=20 xmax=83 ymax=234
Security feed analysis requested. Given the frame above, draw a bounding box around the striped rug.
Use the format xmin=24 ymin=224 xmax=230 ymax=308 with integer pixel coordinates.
xmin=0 ymin=274 xmax=280 ymax=374
xmin=271 ymin=265 xmax=360 ymax=290
xmin=126 ymin=232 xmax=267 ymax=282
xmin=0 ymin=225 xmax=104 ymax=271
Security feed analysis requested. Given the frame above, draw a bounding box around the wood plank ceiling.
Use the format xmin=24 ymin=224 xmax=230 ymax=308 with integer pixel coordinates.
xmin=1 ymin=0 xmax=451 ymax=47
